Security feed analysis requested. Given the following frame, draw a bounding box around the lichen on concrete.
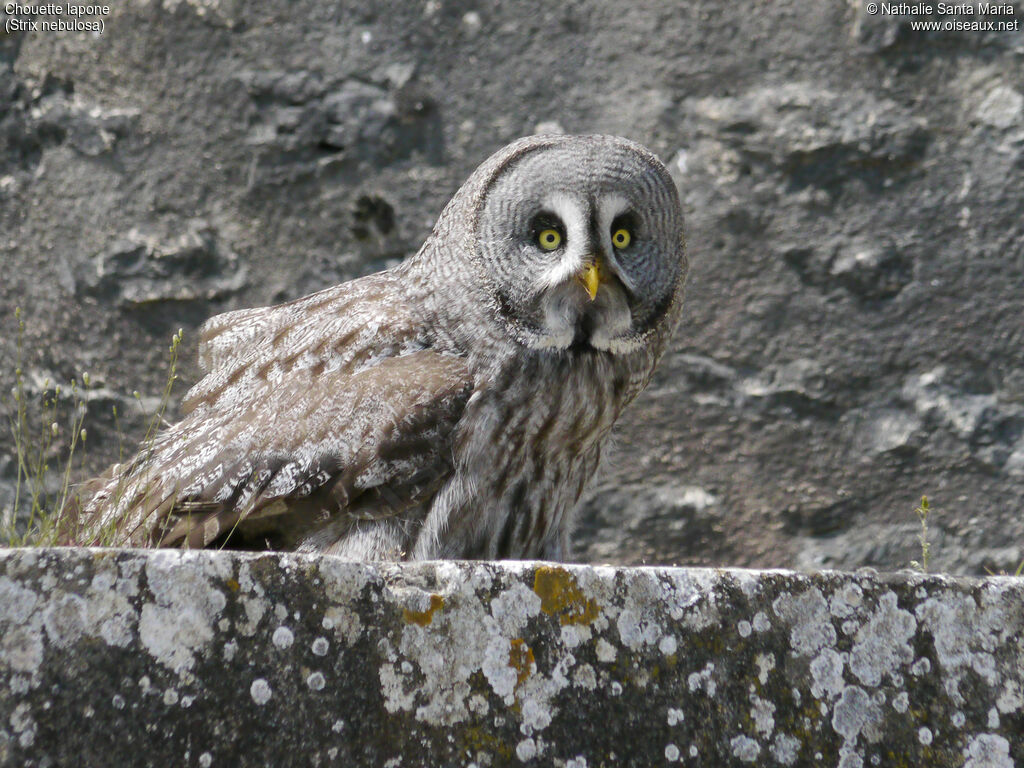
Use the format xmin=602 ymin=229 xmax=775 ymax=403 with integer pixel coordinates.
xmin=0 ymin=549 xmax=1021 ymax=766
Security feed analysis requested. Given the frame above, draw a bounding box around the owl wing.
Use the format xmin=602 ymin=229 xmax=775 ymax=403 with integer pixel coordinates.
xmin=71 ymin=272 xmax=474 ymax=549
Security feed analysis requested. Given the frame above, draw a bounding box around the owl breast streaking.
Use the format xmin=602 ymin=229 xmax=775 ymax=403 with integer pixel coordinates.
xmin=68 ymin=134 xmax=688 ymax=560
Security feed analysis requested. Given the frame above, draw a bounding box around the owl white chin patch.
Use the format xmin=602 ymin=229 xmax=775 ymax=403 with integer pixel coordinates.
xmin=588 ymin=332 xmax=644 ymax=354
xmin=525 ymin=328 xmax=642 ymax=355
xmin=528 ymin=331 xmax=577 ymax=351
xmin=528 ymin=279 xmax=637 ymax=354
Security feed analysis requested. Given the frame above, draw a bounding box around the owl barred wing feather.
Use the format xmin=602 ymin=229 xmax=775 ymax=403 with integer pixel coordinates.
xmin=67 ymin=271 xmax=474 ymax=551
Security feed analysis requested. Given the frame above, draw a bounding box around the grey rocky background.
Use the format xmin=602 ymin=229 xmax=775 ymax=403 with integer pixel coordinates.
xmin=2 ymin=549 xmax=1022 ymax=767
xmin=1 ymin=1 xmax=1023 ymax=573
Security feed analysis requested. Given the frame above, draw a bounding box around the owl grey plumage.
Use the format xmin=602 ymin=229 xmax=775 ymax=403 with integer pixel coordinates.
xmin=68 ymin=134 xmax=688 ymax=560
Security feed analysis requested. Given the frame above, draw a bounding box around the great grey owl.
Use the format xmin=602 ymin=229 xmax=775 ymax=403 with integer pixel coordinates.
xmin=69 ymin=134 xmax=688 ymax=560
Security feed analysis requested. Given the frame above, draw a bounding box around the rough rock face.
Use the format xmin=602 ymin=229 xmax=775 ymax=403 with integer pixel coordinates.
xmin=1 ymin=549 xmax=1022 ymax=766
xmin=1 ymin=3 xmax=1023 ymax=572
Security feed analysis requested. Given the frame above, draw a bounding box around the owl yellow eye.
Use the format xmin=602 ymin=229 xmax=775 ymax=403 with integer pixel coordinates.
xmin=537 ymin=228 xmax=562 ymax=251
xmin=612 ymin=228 xmax=631 ymax=249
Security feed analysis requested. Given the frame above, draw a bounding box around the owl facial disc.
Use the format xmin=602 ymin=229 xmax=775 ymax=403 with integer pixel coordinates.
xmin=475 ymin=135 xmax=685 ymax=357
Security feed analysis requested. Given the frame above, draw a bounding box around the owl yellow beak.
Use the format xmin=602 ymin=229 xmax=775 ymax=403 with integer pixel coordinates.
xmin=578 ymin=259 xmax=603 ymax=301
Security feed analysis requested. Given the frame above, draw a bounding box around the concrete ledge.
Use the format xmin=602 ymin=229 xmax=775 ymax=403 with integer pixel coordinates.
xmin=1 ymin=549 xmax=1021 ymax=767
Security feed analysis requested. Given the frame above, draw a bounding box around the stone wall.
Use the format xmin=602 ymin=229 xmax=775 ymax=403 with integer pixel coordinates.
xmin=2 ymin=2 xmax=1023 ymax=574
xmin=2 ymin=548 xmax=1021 ymax=766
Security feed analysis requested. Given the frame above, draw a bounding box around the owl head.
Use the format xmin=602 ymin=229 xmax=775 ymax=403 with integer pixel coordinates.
xmin=414 ymin=134 xmax=687 ymax=358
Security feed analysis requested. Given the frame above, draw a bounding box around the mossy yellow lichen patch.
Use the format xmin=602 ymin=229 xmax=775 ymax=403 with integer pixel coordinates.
xmin=402 ymin=593 xmax=445 ymax=626
xmin=460 ymin=725 xmax=512 ymax=760
xmin=532 ymin=566 xmax=600 ymax=626
xmin=508 ymin=638 xmax=535 ymax=689
xmin=225 ymin=578 xmax=240 ymax=592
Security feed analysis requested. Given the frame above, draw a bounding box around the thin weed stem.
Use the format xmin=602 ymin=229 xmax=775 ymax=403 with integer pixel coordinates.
xmin=910 ymin=495 xmax=931 ymax=573
xmin=2 ymin=309 xmax=182 ymax=547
